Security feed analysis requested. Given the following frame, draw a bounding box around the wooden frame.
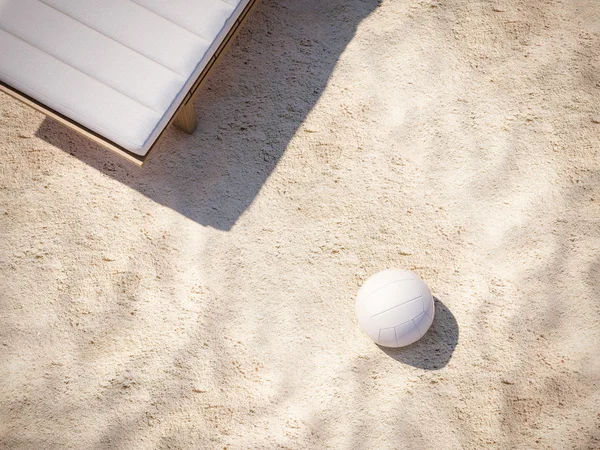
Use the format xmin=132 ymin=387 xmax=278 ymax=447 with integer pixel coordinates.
xmin=173 ymin=102 xmax=198 ymax=135
xmin=0 ymin=0 xmax=259 ymax=166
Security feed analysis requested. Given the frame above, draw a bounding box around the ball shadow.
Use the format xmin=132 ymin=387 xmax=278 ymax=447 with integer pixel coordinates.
xmin=379 ymin=297 xmax=458 ymax=370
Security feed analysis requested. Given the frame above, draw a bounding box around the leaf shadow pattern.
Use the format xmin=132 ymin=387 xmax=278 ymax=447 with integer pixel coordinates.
xmin=379 ymin=297 xmax=458 ymax=370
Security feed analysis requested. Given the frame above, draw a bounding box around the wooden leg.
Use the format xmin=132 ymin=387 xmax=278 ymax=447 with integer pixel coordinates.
xmin=173 ymin=101 xmax=198 ymax=134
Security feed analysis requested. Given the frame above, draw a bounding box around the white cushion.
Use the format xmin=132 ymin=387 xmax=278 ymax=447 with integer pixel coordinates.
xmin=0 ymin=0 xmax=249 ymax=155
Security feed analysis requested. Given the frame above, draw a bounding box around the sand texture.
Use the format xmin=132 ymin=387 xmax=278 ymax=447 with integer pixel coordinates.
xmin=1 ymin=0 xmax=599 ymax=448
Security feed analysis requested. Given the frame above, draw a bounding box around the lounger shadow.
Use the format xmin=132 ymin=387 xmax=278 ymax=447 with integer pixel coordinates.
xmin=32 ymin=0 xmax=380 ymax=230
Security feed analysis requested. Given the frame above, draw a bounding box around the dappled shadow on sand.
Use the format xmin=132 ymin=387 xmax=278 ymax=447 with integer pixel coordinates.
xmin=36 ymin=0 xmax=381 ymax=230
xmin=379 ymin=297 xmax=459 ymax=370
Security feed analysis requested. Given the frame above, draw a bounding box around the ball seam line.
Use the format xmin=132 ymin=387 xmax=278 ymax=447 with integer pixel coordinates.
xmin=370 ymin=294 xmax=423 ymax=318
xmin=412 ymin=312 xmax=427 ymax=337
xmin=380 ymin=317 xmax=418 ymax=331
xmin=362 ymin=277 xmax=415 ymax=303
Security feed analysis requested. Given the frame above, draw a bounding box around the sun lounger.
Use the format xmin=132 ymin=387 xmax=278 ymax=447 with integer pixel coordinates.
xmin=0 ymin=0 xmax=258 ymax=165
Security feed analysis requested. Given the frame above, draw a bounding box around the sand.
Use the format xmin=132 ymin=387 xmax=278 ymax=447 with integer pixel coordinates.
xmin=1 ymin=0 xmax=599 ymax=448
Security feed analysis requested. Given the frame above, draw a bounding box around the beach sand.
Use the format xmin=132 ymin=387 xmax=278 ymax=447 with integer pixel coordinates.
xmin=1 ymin=0 xmax=599 ymax=448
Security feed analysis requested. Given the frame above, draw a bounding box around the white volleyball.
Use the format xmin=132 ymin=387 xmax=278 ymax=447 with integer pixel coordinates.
xmin=356 ymin=269 xmax=434 ymax=347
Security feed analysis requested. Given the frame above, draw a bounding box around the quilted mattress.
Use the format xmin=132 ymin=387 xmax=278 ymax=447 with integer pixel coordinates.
xmin=0 ymin=0 xmax=250 ymax=156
